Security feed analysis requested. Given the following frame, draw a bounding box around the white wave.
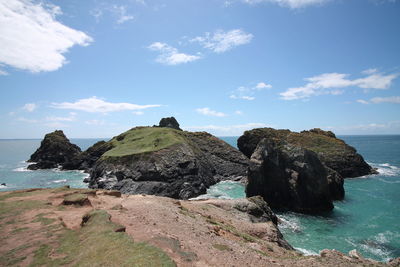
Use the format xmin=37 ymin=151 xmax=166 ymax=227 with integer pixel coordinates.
xmin=368 ymin=162 xmax=400 ymax=177
xmin=0 ymin=184 xmax=7 ymax=189
xmin=13 ymin=166 xmax=32 ymax=172
xmin=295 ymin=247 xmax=318 ymax=256
xmin=52 ymin=179 xmax=67 ymax=184
xmin=277 ymin=215 xmax=302 ymax=233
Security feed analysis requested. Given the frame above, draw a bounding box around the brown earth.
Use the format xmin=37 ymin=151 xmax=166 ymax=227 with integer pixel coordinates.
xmin=0 ymin=187 xmax=398 ymax=267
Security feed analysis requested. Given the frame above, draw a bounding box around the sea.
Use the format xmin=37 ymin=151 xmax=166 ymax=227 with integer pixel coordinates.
xmin=0 ymin=135 xmax=399 ymax=262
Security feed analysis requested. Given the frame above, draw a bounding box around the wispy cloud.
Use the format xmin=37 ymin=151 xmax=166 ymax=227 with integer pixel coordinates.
xmin=326 ymin=121 xmax=400 ymax=134
xmin=358 ymin=96 xmax=400 ymax=104
xmin=148 ymin=42 xmax=201 ymax=65
xmin=91 ymin=4 xmax=134 ymax=24
xmin=45 ymin=112 xmax=77 ymax=122
xmin=0 ymin=0 xmax=92 ymax=73
xmin=241 ymin=0 xmax=329 ymax=9
xmin=22 ymin=103 xmax=37 ymax=112
xmin=191 ymin=29 xmax=253 ymax=53
xmin=51 ymin=96 xmax=161 ymax=113
xmin=196 ymin=107 xmax=227 ymax=117
xmin=280 ymin=71 xmax=399 ymax=100
xmin=0 ymin=69 xmax=8 ymax=75
xmin=184 ymin=122 xmax=271 ymax=135
xmin=85 ymin=119 xmax=105 ymax=126
xmin=230 ymin=82 xmax=272 ymax=100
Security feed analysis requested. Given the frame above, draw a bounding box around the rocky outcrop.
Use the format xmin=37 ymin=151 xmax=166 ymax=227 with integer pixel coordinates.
xmin=88 ymin=127 xmax=250 ymax=199
xmin=158 ymin=117 xmax=182 ymax=131
xmin=62 ymin=141 xmax=113 ymax=170
xmin=28 ymin=130 xmax=81 ymax=170
xmin=246 ymin=138 xmax=334 ymax=213
xmin=238 ymin=127 xmax=374 ymax=178
xmin=238 ymin=128 xmax=375 ymax=201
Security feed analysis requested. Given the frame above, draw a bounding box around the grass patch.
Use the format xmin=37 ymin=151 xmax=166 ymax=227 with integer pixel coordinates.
xmin=0 ymin=199 xmax=47 ymax=220
xmin=206 ymin=216 xmax=259 ymax=243
xmin=30 ymin=209 xmax=175 ymax=267
xmin=11 ymin=227 xmax=29 ymax=234
xmin=178 ymin=206 xmax=196 ymax=219
xmin=0 ymin=243 xmax=30 ymax=266
xmin=102 ymin=127 xmax=186 ymax=158
xmin=212 ymin=244 xmax=231 ymax=251
xmin=32 ymin=213 xmax=56 ymax=226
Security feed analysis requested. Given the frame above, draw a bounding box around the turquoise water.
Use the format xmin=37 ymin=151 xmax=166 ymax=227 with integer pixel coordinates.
xmin=0 ymin=139 xmax=104 ymax=191
xmin=214 ymin=135 xmax=400 ymax=262
xmin=1 ymin=136 xmax=399 ymax=262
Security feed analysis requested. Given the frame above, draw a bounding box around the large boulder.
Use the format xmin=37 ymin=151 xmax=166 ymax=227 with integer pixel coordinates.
xmin=158 ymin=117 xmax=182 ymax=131
xmin=88 ymin=127 xmax=250 ymax=199
xmin=238 ymin=128 xmax=375 ymax=178
xmin=28 ymin=130 xmax=81 ymax=170
xmin=246 ymin=138 xmax=334 ymax=213
xmin=238 ymin=127 xmax=375 ymax=201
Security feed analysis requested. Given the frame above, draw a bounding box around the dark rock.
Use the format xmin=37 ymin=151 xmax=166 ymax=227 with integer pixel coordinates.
xmin=246 ymin=138 xmax=334 ymax=213
xmin=62 ymin=193 xmax=91 ymax=206
xmin=158 ymin=117 xmax=182 ymax=131
xmin=62 ymin=141 xmax=113 ymax=170
xmin=238 ymin=127 xmax=374 ymax=179
xmin=28 ymin=130 xmax=81 ymax=170
xmin=1 ymin=183 xmax=6 ymax=186
xmin=88 ymin=127 xmax=249 ymax=199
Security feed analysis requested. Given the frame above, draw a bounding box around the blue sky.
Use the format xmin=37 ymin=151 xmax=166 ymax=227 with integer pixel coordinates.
xmin=0 ymin=0 xmax=399 ymax=138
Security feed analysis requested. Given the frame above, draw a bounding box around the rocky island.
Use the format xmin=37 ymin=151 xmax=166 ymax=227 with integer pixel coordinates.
xmin=237 ymin=127 xmax=375 ymax=213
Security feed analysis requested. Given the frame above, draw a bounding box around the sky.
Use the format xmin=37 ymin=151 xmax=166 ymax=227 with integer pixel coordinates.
xmin=0 ymin=0 xmax=399 ymax=138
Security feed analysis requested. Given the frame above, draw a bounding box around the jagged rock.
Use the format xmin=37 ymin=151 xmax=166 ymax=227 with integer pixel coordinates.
xmin=88 ymin=127 xmax=249 ymax=199
xmin=246 ymin=138 xmax=334 ymax=213
xmin=158 ymin=117 xmax=182 ymax=131
xmin=238 ymin=128 xmax=374 ymax=201
xmin=238 ymin=127 xmax=374 ymax=178
xmin=28 ymin=130 xmax=81 ymax=170
xmin=63 ymin=141 xmax=113 ymax=170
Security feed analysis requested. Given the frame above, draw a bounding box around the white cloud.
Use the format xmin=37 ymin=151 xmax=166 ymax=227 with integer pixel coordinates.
xmin=132 ymin=111 xmax=144 ymax=115
xmin=184 ymin=122 xmax=271 ymax=136
xmin=191 ymin=29 xmax=253 ymax=53
xmin=235 ymin=110 xmax=243 ymax=115
xmin=85 ymin=119 xmax=105 ymax=125
xmin=230 ymin=82 xmax=272 ymax=100
xmin=356 ymin=99 xmax=369 ymax=105
xmin=280 ymin=71 xmax=399 ymax=100
xmin=0 ymin=69 xmax=8 ymax=75
xmin=361 ymin=68 xmax=378 ymax=75
xmin=113 ymin=5 xmax=134 ymax=24
xmin=255 ymin=82 xmax=272 ymax=89
xmin=148 ymin=42 xmax=201 ymax=65
xmin=230 ymin=95 xmax=255 ymax=100
xmin=370 ymin=96 xmax=400 ymax=104
xmin=196 ymin=107 xmax=227 ymax=117
xmin=242 ymin=0 xmax=328 ymax=8
xmin=22 ymin=103 xmax=37 ymax=112
xmin=0 ymin=0 xmax=92 ymax=73
xmin=45 ymin=112 xmax=76 ymax=122
xmin=51 ymin=96 xmax=161 ymax=113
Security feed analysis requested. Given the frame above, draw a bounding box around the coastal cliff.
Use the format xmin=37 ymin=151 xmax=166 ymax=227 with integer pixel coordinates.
xmin=0 ymin=187 xmax=397 ymax=266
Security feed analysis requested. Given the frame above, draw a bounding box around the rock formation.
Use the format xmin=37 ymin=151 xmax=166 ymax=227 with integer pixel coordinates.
xmin=158 ymin=116 xmax=182 ymax=131
xmin=238 ymin=127 xmax=375 ymax=203
xmin=88 ymin=127 xmax=249 ymax=199
xmin=246 ymin=138 xmax=334 ymax=213
xmin=28 ymin=130 xmax=81 ymax=170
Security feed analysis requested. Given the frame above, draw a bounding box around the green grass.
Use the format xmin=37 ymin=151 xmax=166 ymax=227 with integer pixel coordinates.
xmin=30 ymin=209 xmax=176 ymax=267
xmin=62 ymin=193 xmax=89 ymax=206
xmin=0 ymin=244 xmax=30 ymax=266
xmin=32 ymin=213 xmax=56 ymax=226
xmin=102 ymin=127 xmax=186 ymax=158
xmin=212 ymin=244 xmax=231 ymax=251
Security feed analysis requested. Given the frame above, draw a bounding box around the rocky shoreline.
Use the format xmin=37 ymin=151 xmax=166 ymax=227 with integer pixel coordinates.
xmin=1 ymin=187 xmax=398 ymax=266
